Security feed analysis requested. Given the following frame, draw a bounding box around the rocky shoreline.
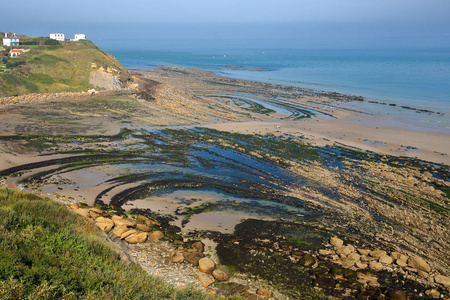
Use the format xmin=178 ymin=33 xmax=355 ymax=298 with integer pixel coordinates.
xmin=68 ymin=203 xmax=283 ymax=299
xmin=67 ymin=202 xmax=450 ymax=300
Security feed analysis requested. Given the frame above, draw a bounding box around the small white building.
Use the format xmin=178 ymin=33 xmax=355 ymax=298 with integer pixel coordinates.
xmin=3 ymin=32 xmax=20 ymax=46
xmin=49 ymin=33 xmax=65 ymax=41
xmin=10 ymin=49 xmax=23 ymax=57
xmin=73 ymin=34 xmax=86 ymax=41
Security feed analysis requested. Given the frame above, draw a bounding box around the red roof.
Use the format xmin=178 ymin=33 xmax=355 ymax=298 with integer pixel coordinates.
xmin=11 ymin=49 xmax=22 ymax=53
xmin=6 ymin=32 xmax=17 ymax=39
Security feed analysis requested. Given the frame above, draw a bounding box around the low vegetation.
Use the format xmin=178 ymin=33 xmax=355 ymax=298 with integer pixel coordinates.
xmin=0 ymin=188 xmax=216 ymax=299
xmin=0 ymin=35 xmax=129 ymax=97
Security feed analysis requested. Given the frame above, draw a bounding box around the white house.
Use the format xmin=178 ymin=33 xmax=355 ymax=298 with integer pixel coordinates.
xmin=3 ymin=32 xmax=20 ymax=46
xmin=49 ymin=33 xmax=65 ymax=41
xmin=73 ymin=34 xmax=86 ymax=41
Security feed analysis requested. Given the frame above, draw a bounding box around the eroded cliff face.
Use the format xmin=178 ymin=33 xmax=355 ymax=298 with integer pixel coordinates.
xmin=89 ymin=63 xmax=129 ymax=91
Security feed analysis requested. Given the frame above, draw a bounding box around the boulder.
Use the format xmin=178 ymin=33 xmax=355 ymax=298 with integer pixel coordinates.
xmin=434 ymin=275 xmax=450 ymax=287
xmin=135 ymin=224 xmax=152 ymax=232
xmin=256 ymin=288 xmax=272 ymax=298
xmin=357 ymin=271 xmax=379 ymax=287
xmin=112 ymin=225 xmax=129 ymax=238
xmin=183 ymin=252 xmax=203 ymax=265
xmin=370 ymin=250 xmax=386 ymax=258
xmin=125 ymin=232 xmax=147 ymax=244
xmin=148 ymin=230 xmax=164 ymax=241
xmin=339 ymin=257 xmax=357 ymax=268
xmin=299 ymin=254 xmax=317 ymax=268
xmin=319 ymin=249 xmax=335 ymax=256
xmin=396 ymin=258 xmax=408 ymax=267
xmin=357 ymin=249 xmax=371 ymax=256
xmin=88 ymin=207 xmax=103 ymax=214
xmin=379 ymin=255 xmax=393 ymax=265
xmin=192 ymin=241 xmax=205 ymax=253
xmin=391 ymin=252 xmax=408 ymax=261
xmin=425 ymin=289 xmax=440 ymax=299
xmin=89 ymin=210 xmax=101 ymax=219
xmin=199 ymin=257 xmax=216 ymax=274
xmin=369 ymin=261 xmax=383 ymax=271
xmin=172 ymin=253 xmax=184 ymax=264
xmin=386 ymin=290 xmax=407 ymax=300
xmin=111 ymin=215 xmax=135 ymax=227
xmin=212 ymin=268 xmax=229 ymax=281
xmin=198 ymin=272 xmax=215 ymax=287
xmin=408 ymin=255 xmax=431 ymax=273
xmin=330 ymin=237 xmax=343 ymax=248
xmin=74 ymin=208 xmax=90 ymax=218
xmin=96 ymin=222 xmax=114 ymax=233
xmin=95 ymin=217 xmax=114 ymax=226
xmin=120 ymin=229 xmax=138 ymax=240
xmin=356 ymin=261 xmax=368 ymax=269
xmin=337 ymin=245 xmax=355 ymax=257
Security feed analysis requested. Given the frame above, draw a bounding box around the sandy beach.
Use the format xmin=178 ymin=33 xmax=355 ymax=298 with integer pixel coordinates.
xmin=0 ymin=66 xmax=449 ymax=299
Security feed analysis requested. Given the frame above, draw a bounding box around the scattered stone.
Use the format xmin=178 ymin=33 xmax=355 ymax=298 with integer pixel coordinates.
xmin=212 ymin=268 xmax=229 ymax=281
xmin=370 ymin=250 xmax=386 ymax=258
xmin=148 ymin=230 xmax=164 ymax=241
xmin=256 ymin=288 xmax=272 ymax=298
xmin=435 ymin=275 xmax=450 ymax=287
xmin=408 ymin=255 xmax=431 ymax=273
xmin=125 ymin=232 xmax=147 ymax=244
xmin=199 ymin=257 xmax=216 ymax=274
xmin=198 ymin=272 xmax=215 ymax=287
xmin=330 ymin=236 xmax=343 ymax=248
xmin=379 ymin=255 xmax=393 ymax=265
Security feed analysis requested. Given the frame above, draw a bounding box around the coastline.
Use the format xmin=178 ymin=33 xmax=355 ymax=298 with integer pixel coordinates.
xmin=0 ymin=65 xmax=449 ymax=299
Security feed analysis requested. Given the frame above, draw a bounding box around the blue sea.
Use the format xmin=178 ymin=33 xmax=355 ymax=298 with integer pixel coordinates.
xmin=96 ymin=36 xmax=450 ymax=133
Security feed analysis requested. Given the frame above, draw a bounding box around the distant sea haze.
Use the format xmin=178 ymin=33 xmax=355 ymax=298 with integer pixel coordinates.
xmin=98 ymin=37 xmax=450 ymax=133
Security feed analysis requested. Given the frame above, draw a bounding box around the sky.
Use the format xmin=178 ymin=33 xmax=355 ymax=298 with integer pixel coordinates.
xmin=1 ymin=0 xmax=449 ymax=45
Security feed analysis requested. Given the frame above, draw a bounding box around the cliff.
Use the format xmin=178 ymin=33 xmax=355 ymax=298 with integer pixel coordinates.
xmin=0 ymin=36 xmax=132 ymax=97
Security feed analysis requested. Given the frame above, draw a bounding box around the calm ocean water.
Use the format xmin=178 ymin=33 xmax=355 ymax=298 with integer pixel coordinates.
xmin=96 ymin=38 xmax=450 ymax=133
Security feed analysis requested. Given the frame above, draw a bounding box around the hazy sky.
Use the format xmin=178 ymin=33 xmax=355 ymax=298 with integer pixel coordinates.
xmin=1 ymin=0 xmax=449 ymax=43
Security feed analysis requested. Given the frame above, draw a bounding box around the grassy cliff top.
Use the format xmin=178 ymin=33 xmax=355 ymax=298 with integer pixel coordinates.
xmin=0 ymin=188 xmax=216 ymax=299
xmin=0 ymin=35 xmax=129 ymax=97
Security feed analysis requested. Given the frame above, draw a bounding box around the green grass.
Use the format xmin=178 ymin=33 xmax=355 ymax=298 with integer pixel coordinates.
xmin=0 ymin=37 xmax=129 ymax=97
xmin=0 ymin=188 xmax=217 ymax=300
